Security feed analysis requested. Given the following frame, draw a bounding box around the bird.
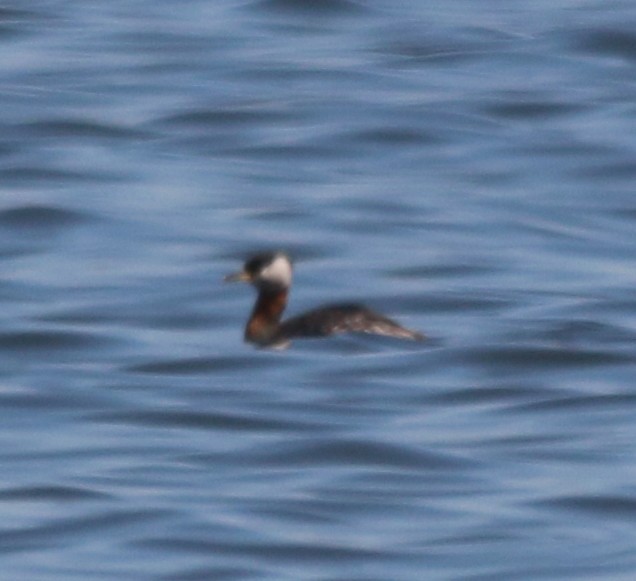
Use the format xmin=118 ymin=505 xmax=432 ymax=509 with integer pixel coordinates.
xmin=224 ymin=251 xmax=424 ymax=348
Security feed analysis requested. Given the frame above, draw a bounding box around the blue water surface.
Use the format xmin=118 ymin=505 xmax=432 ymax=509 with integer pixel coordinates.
xmin=1 ymin=1 xmax=636 ymax=579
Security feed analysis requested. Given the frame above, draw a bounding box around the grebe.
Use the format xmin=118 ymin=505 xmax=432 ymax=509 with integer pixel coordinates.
xmin=224 ymin=251 xmax=424 ymax=348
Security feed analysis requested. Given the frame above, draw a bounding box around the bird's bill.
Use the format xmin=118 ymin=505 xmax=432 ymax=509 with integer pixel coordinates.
xmin=223 ymin=270 xmax=251 ymax=283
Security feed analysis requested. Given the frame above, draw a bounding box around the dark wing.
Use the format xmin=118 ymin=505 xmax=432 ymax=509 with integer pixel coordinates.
xmin=278 ymin=303 xmax=424 ymax=341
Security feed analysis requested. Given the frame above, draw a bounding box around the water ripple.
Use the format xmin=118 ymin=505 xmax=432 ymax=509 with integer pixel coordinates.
xmin=0 ymin=509 xmax=170 ymax=554
xmin=484 ymin=99 xmax=584 ymax=120
xmin=0 ymin=204 xmax=92 ymax=229
xmin=255 ymin=0 xmax=366 ymax=16
xmin=198 ymin=437 xmax=473 ymax=471
xmin=0 ymin=485 xmax=112 ymax=502
xmin=20 ymin=119 xmax=149 ymax=140
xmin=512 ymin=392 xmax=636 ymax=413
xmin=572 ymin=27 xmax=636 ymax=61
xmin=126 ymin=355 xmax=274 ymax=375
xmin=93 ymin=408 xmax=318 ymax=432
xmin=538 ymin=494 xmax=636 ymax=520
xmin=0 ymin=166 xmax=125 ymax=185
xmin=460 ymin=345 xmax=634 ymax=369
xmin=0 ymin=330 xmax=116 ymax=352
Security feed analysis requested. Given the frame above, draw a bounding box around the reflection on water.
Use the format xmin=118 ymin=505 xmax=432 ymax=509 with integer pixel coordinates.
xmin=1 ymin=0 xmax=636 ymax=579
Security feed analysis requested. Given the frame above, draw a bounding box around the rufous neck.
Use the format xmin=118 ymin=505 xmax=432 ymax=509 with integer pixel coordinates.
xmin=244 ymin=288 xmax=288 ymax=345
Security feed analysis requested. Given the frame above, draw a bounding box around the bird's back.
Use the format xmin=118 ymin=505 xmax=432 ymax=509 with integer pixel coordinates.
xmin=277 ymin=303 xmax=424 ymax=341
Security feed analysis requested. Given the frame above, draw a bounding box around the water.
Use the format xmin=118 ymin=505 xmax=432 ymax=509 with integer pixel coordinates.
xmin=1 ymin=0 xmax=636 ymax=579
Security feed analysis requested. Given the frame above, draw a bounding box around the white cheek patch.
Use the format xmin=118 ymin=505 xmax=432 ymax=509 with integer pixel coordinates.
xmin=260 ymin=254 xmax=292 ymax=287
